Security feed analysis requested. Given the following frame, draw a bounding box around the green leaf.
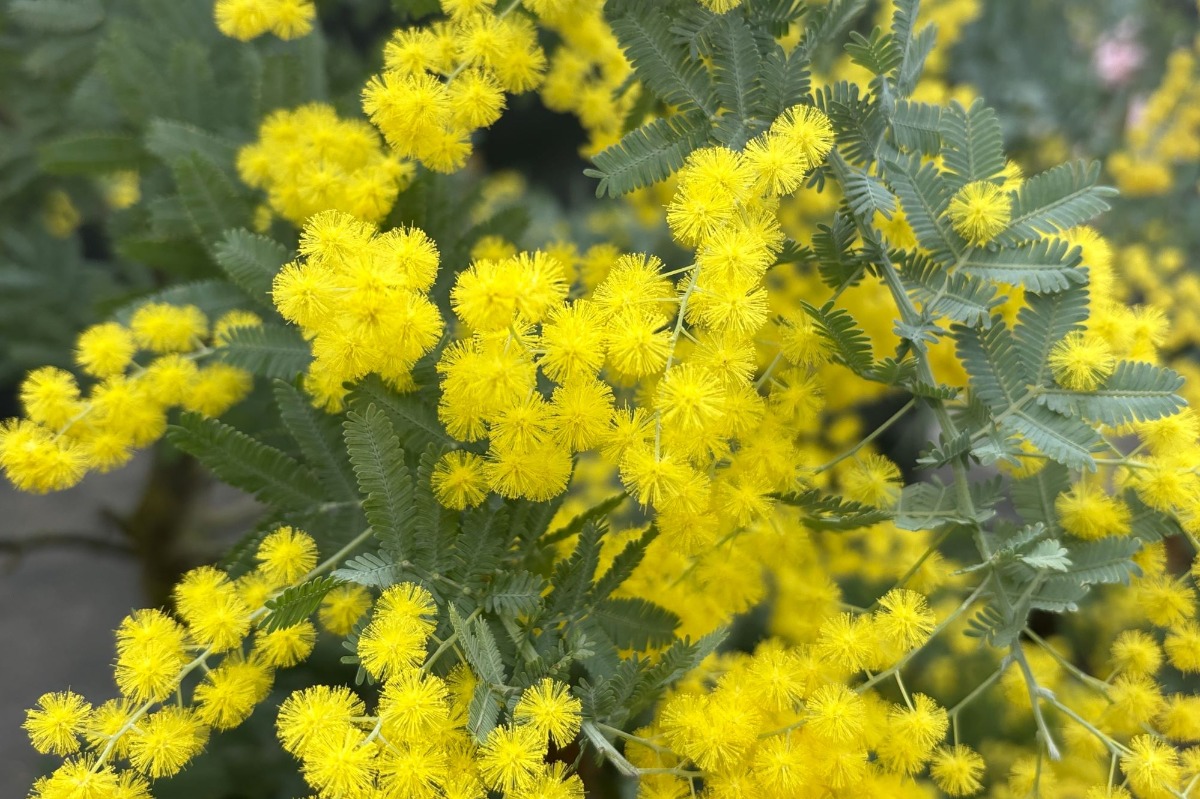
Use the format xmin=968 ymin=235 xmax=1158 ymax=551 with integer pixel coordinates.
xmin=891 ymin=100 xmax=942 ymax=155
xmin=591 ymin=526 xmax=658 ymax=602
xmin=544 ymin=494 xmax=628 ymax=546
xmin=794 ymin=0 xmax=869 ymax=63
xmin=115 ymin=236 xmax=211 ymax=280
xmin=939 ymin=99 xmax=1005 ymax=189
xmin=1057 ymin=537 xmax=1142 ymax=586
xmin=349 ymin=376 xmax=455 ymax=453
xmin=817 ymin=81 xmax=885 ymax=166
xmin=957 ymin=238 xmax=1085 ymax=294
xmin=213 ymin=229 xmax=289 ymax=309
xmin=254 ymin=35 xmax=329 ymax=115
xmin=625 ymin=630 xmax=727 ymax=717
xmin=608 ymin=1 xmax=719 ymax=116
xmin=1013 ymin=282 xmax=1089 ymax=386
xmin=1012 ymin=461 xmax=1069 ymax=534
xmin=548 ymin=519 xmax=605 ymax=617
xmin=954 ymin=320 xmax=1025 ymax=414
xmin=467 ymin=682 xmax=501 ymax=742
xmin=9 ymin=0 xmax=103 ymax=33
xmin=842 ymin=162 xmax=898 ymax=219
xmin=172 ymin=154 xmax=250 ymax=245
xmin=585 ymin=109 xmax=710 ymax=197
xmin=774 ymin=489 xmax=892 ymax=530
xmin=145 ymin=119 xmax=239 ymax=170
xmin=884 ymin=153 xmax=963 ymax=263
xmin=999 ymin=161 xmax=1117 ymax=245
xmin=895 ymin=480 xmax=991 ymax=531
xmin=274 ymin=380 xmax=360 ymax=505
xmin=801 ymin=300 xmax=873 ymax=374
xmin=38 ymin=133 xmax=145 ymax=175
xmin=218 ymin=323 xmax=312 ymax=379
xmin=485 ymin=571 xmax=548 ymax=617
xmin=591 ymin=598 xmax=680 ymax=650
xmin=902 ymin=251 xmax=999 ymax=326
xmin=812 ymin=213 xmax=865 ymax=289
xmin=168 ymin=413 xmax=325 ymax=511
xmin=344 ymin=405 xmax=418 ymax=561
xmin=1028 ymin=579 xmax=1089 ymax=614
xmin=449 ymin=505 xmax=509 ymax=590
xmin=1019 ymin=539 xmax=1071 ymax=572
xmin=890 ymin=0 xmax=934 ymax=95
xmin=709 ymin=12 xmax=763 ymax=146
xmin=745 ymin=0 xmax=807 ymax=37
xmin=333 ymin=551 xmax=396 ymax=589
xmin=1037 ymin=361 xmax=1186 ymax=427
xmin=451 ymin=605 xmax=506 ymax=686
xmin=758 ymin=44 xmax=812 ymax=120
xmin=416 ymin=446 xmax=459 ymax=575
xmin=261 ymin=576 xmax=342 ymax=632
xmin=846 ymin=27 xmax=902 ymax=76
xmin=999 ymin=403 xmax=1100 ymax=471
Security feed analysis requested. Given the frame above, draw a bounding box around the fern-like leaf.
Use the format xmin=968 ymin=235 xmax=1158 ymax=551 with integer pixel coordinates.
xmin=884 ymin=153 xmax=963 ymax=263
xmin=842 ymin=162 xmax=898 ymax=219
xmin=891 ymin=100 xmax=942 ymax=155
xmin=1037 ymin=361 xmax=1186 ymax=427
xmin=451 ymin=605 xmax=506 ymax=686
xmin=954 ymin=320 xmax=1026 ymax=414
xmin=608 ymin=2 xmax=719 ymax=116
xmin=999 ymin=404 xmax=1100 ymax=472
xmin=801 ymin=300 xmax=874 ymax=374
xmin=333 ymin=551 xmax=396 ymax=589
xmin=758 ymin=44 xmax=811 ymax=119
xmin=213 ymin=228 xmax=288 ymax=309
xmin=344 ymin=405 xmax=418 ymax=560
xmin=956 ymin=238 xmax=1086 ymax=294
xmin=275 ymin=381 xmax=359 ymax=504
xmin=168 ymin=413 xmax=324 ymax=510
xmin=709 ymin=12 xmax=763 ymax=146
xmin=485 ymin=571 xmax=548 ymax=617
xmin=38 ymin=132 xmax=145 ymax=175
xmin=349 ymin=376 xmax=455 ymax=453
xmin=902 ymin=252 xmax=1000 ymax=326
xmin=1012 ymin=461 xmax=1069 ymax=534
xmin=218 ymin=323 xmax=312 ymax=379
xmin=939 ymin=99 xmax=1005 ymax=189
xmin=999 ymin=161 xmax=1117 ymax=245
xmin=585 ymin=110 xmax=710 ymax=197
xmin=261 ymin=576 xmax=342 ymax=631
xmin=591 ymin=598 xmax=680 ymax=650
xmin=171 ymin=153 xmax=250 ymax=245
xmin=774 ymin=489 xmax=892 ymax=530
xmin=1013 ymin=282 xmax=1089 ymax=385
xmin=845 ymin=27 xmax=902 ymax=76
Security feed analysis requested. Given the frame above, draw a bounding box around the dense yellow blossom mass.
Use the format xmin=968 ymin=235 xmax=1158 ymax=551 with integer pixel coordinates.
xmin=13 ymin=0 xmax=1200 ymax=798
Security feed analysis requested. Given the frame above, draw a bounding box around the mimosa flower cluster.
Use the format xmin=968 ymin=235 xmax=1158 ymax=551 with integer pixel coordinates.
xmin=278 ymin=582 xmax=586 ymax=799
xmin=237 ymin=104 xmax=414 ymax=227
xmin=271 ymin=210 xmax=445 ymax=411
xmin=24 ymin=527 xmax=333 ymax=799
xmin=362 ymin=0 xmax=547 ymax=173
xmin=214 ymin=0 xmax=316 ymax=41
xmin=0 ymin=305 xmax=256 ymax=493
xmin=13 ymin=0 xmax=1200 ymax=797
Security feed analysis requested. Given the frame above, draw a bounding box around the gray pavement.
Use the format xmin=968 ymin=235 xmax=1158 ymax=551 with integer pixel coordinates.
xmin=0 ymin=457 xmax=150 ymax=797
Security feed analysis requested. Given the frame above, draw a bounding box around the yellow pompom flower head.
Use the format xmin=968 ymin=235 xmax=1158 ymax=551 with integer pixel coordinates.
xmin=256 ymin=526 xmax=319 ymax=586
xmin=23 ymin=691 xmax=92 ymax=755
xmin=1048 ymin=331 xmax=1116 ymax=391
xmin=514 ymin=679 xmax=582 ymax=748
xmin=947 ymin=180 xmax=1012 ymax=245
